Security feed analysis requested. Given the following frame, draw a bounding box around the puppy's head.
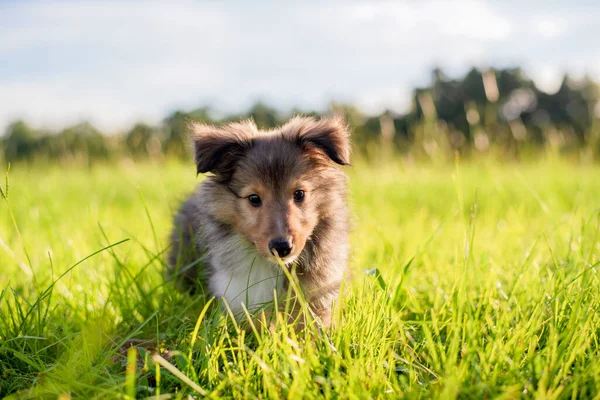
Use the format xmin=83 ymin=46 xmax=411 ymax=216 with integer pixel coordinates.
xmin=191 ymin=116 xmax=350 ymax=264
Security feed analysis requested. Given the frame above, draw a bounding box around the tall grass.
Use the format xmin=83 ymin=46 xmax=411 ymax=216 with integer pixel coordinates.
xmin=1 ymin=159 xmax=599 ymax=398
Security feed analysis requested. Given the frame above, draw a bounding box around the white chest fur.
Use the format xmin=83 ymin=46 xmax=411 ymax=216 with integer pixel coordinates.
xmin=207 ymin=234 xmax=286 ymax=316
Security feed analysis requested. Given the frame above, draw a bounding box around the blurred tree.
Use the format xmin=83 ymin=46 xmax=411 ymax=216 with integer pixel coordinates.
xmin=247 ymin=102 xmax=281 ymax=129
xmin=2 ymin=121 xmax=40 ymax=162
xmin=56 ymin=122 xmax=109 ymax=163
xmin=126 ymin=123 xmax=164 ymax=158
xmin=163 ymin=107 xmax=211 ymax=158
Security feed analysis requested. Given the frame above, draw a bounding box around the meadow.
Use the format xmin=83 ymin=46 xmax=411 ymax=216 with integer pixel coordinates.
xmin=1 ymin=157 xmax=600 ymax=399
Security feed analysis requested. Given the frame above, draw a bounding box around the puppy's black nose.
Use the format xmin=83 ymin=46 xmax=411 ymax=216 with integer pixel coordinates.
xmin=269 ymin=239 xmax=292 ymax=258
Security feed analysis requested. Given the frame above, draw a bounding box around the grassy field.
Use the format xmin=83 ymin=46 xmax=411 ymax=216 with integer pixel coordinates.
xmin=1 ymin=158 xmax=600 ymax=399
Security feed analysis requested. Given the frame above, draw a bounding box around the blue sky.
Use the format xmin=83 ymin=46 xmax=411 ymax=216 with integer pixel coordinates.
xmin=1 ymin=0 xmax=599 ymax=132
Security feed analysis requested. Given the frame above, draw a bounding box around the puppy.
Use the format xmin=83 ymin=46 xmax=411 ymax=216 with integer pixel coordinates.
xmin=167 ymin=115 xmax=350 ymax=327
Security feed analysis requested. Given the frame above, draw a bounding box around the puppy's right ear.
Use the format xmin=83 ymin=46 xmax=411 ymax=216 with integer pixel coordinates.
xmin=190 ymin=122 xmax=252 ymax=180
xmin=296 ymin=115 xmax=351 ymax=166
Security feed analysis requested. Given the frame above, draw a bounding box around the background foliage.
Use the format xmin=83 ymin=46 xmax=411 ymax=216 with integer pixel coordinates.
xmin=3 ymin=67 xmax=599 ymax=164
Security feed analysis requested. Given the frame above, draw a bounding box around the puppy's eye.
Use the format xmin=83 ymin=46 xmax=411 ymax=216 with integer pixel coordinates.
xmin=293 ymin=190 xmax=305 ymax=203
xmin=248 ymin=194 xmax=262 ymax=207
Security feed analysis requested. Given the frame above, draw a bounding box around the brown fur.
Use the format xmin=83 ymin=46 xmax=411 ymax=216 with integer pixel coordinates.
xmin=168 ymin=115 xmax=350 ymax=327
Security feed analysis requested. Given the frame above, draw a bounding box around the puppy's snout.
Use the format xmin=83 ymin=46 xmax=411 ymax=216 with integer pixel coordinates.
xmin=269 ymin=238 xmax=293 ymax=258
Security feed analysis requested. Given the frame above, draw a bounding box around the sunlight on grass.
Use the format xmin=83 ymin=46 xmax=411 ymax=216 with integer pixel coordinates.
xmin=1 ymin=159 xmax=599 ymax=398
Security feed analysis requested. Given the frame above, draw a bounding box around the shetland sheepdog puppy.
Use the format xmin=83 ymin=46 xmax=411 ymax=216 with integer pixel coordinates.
xmin=168 ymin=116 xmax=350 ymax=327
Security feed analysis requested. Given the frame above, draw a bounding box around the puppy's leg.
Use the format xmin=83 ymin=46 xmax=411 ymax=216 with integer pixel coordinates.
xmin=304 ymin=281 xmax=341 ymax=329
xmin=312 ymin=307 xmax=332 ymax=328
xmin=168 ymin=198 xmax=203 ymax=290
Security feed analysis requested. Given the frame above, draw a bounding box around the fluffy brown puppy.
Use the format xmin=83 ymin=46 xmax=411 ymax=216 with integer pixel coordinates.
xmin=168 ymin=116 xmax=350 ymax=327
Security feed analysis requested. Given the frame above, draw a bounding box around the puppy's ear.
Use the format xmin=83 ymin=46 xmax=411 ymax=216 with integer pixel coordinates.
xmin=189 ymin=122 xmax=253 ymax=180
xmin=297 ymin=115 xmax=351 ymax=165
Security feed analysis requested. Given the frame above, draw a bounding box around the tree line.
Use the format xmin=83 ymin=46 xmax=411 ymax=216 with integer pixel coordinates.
xmin=2 ymin=66 xmax=599 ymax=164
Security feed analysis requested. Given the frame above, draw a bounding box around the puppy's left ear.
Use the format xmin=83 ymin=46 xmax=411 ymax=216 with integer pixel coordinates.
xmin=299 ymin=115 xmax=351 ymax=165
xmin=189 ymin=121 xmax=252 ymax=180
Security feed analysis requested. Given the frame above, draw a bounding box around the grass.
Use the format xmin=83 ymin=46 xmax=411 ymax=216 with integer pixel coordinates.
xmin=1 ymin=157 xmax=600 ymax=399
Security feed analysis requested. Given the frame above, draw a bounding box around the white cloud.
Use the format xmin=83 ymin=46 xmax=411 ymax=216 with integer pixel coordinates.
xmin=0 ymin=81 xmax=163 ymax=132
xmin=0 ymin=0 xmax=595 ymax=133
xmin=533 ymin=17 xmax=566 ymax=39
xmin=354 ymin=86 xmax=412 ymax=116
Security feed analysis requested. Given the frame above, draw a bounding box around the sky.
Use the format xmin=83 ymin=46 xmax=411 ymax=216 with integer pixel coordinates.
xmin=1 ymin=0 xmax=599 ymax=133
